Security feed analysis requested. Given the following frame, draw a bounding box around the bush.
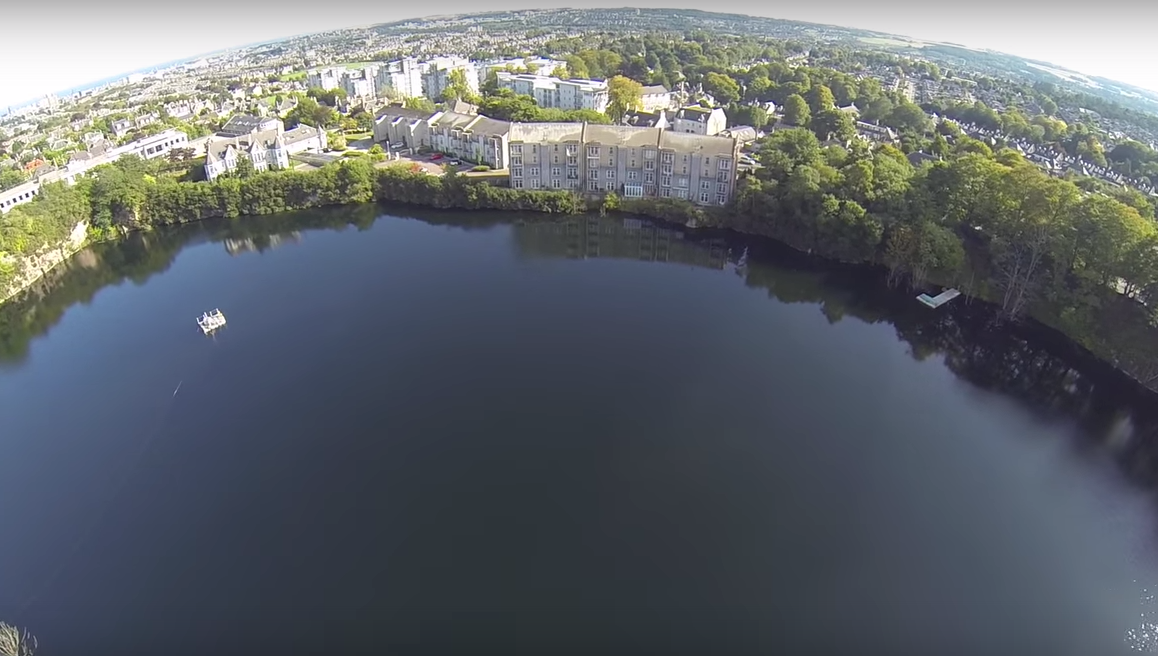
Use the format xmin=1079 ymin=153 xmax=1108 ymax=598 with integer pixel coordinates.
xmin=471 ymin=165 xmax=491 ymax=172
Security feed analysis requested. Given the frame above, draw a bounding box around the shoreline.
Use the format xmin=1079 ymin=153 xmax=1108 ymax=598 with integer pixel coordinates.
xmin=1 ymin=164 xmax=1155 ymax=397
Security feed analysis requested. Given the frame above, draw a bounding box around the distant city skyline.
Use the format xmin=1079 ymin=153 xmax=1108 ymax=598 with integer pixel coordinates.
xmin=2 ymin=0 xmax=1156 ymax=109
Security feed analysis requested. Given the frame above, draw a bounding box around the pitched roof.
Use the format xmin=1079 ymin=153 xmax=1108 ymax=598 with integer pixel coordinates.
xmin=640 ymin=85 xmax=670 ymax=95
xmin=375 ymin=105 xmax=435 ymax=122
xmin=431 ymin=111 xmax=480 ymax=130
xmin=509 ymin=122 xmax=585 ymax=143
xmin=283 ymin=124 xmax=323 ymax=146
xmin=624 ymin=110 xmax=668 ymax=128
xmin=675 ymin=106 xmax=718 ymax=122
xmin=464 ymin=116 xmax=510 ymax=136
xmin=659 ymin=130 xmax=736 ymax=157
xmin=583 ymin=124 xmax=662 ymax=148
xmin=217 ymin=114 xmax=272 ymax=137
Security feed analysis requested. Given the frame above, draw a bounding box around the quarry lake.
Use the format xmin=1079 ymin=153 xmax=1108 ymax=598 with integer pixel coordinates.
xmin=2 ymin=206 xmax=1158 ymax=655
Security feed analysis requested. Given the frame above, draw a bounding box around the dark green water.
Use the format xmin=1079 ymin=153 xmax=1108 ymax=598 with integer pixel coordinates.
xmin=2 ymin=206 xmax=1158 ymax=655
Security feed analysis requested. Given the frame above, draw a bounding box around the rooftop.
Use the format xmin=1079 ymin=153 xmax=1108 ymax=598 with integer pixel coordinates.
xmin=509 ymin=122 xmax=585 ymax=143
xmin=660 ymin=130 xmax=737 ymax=157
xmin=376 ymin=105 xmax=435 ymax=122
xmin=283 ymin=124 xmax=323 ymax=146
xmin=583 ymin=125 xmax=662 ymax=148
xmin=465 ymin=116 xmax=511 ymax=136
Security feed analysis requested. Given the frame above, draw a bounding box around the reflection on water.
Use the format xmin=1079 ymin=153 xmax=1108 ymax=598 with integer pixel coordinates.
xmin=1126 ymin=584 xmax=1158 ymax=652
xmin=3 ymin=205 xmax=1158 ymax=652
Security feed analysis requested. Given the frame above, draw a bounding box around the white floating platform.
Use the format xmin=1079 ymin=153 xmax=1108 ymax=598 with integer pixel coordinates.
xmin=197 ymin=309 xmax=227 ymax=334
xmin=917 ymin=288 xmax=961 ymax=309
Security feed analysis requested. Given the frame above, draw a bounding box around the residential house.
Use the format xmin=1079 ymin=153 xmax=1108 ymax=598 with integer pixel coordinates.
xmin=135 ymin=112 xmax=159 ymax=129
xmin=719 ymin=126 xmax=758 ymax=145
xmin=204 ymin=122 xmax=325 ymax=181
xmin=111 ymin=118 xmax=133 ymax=138
xmin=217 ymin=114 xmax=282 ymax=138
xmin=639 ymin=85 xmax=673 ymax=112
xmin=671 ymin=106 xmax=728 ymax=136
xmin=623 ymin=110 xmax=670 ymax=129
xmin=507 ymin=123 xmax=738 ymax=206
xmin=495 ymin=72 xmax=609 ymax=113
xmin=838 ymin=104 xmax=861 ymax=119
xmin=855 ymin=121 xmax=898 ymax=143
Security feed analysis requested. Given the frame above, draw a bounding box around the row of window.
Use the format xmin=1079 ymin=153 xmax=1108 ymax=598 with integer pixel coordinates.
xmin=510 ymin=176 xmax=731 ymax=205
xmin=511 ymin=143 xmax=732 ymax=171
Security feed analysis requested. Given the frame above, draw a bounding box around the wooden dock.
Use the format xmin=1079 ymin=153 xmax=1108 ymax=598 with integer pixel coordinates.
xmin=917 ymin=288 xmax=961 ymax=309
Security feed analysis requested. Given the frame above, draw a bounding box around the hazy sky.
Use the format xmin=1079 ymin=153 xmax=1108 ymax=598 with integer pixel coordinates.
xmin=2 ymin=0 xmax=1155 ymax=108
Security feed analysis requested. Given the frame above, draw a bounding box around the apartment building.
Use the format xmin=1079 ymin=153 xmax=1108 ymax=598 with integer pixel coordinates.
xmin=374 ymin=106 xmax=437 ymax=148
xmin=373 ymin=105 xmax=508 ymax=169
xmin=342 ymin=69 xmax=376 ymax=100
xmin=306 ymin=67 xmax=343 ymax=91
xmin=477 ymin=57 xmax=567 ymax=82
xmin=429 ymin=112 xmax=510 ymax=169
xmin=495 ymin=73 xmax=610 ymax=113
xmin=422 ymin=57 xmax=479 ymax=100
xmin=376 ymin=58 xmax=423 ymax=98
xmin=507 ymin=123 xmax=738 ymax=206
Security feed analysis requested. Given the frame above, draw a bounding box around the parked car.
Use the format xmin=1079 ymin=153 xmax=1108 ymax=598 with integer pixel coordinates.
xmin=430 ymin=153 xmax=444 ymax=160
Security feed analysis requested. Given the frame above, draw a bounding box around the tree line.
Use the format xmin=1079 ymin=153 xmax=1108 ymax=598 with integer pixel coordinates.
xmin=730 ymin=126 xmax=1158 ymax=387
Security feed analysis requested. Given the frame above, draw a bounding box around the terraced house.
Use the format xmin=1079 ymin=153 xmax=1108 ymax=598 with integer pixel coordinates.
xmin=373 ymin=106 xmax=510 ymax=169
xmin=507 ymin=124 xmax=738 ymax=206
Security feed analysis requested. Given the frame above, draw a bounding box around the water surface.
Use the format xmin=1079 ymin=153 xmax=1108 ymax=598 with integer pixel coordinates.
xmin=1 ymin=207 xmax=1157 ymax=655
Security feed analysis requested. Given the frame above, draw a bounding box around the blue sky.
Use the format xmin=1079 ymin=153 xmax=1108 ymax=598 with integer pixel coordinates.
xmin=1 ymin=0 xmax=1154 ymax=109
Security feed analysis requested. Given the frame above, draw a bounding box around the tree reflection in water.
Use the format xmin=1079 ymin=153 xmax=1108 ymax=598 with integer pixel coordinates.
xmin=2 ymin=206 xmax=1156 ymax=493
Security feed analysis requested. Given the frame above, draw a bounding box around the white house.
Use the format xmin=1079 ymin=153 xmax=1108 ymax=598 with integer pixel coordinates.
xmin=204 ymin=122 xmax=325 ymax=180
xmin=117 ymin=129 xmax=189 ymax=160
xmin=672 ymin=106 xmax=728 ymax=136
xmin=111 ymin=118 xmax=133 ymax=138
xmin=639 ymin=85 xmax=673 ymax=112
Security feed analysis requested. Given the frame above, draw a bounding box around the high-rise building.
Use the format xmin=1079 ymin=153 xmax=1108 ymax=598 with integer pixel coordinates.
xmin=376 ymin=58 xmax=424 ymax=99
xmin=421 ymin=57 xmax=479 ymax=100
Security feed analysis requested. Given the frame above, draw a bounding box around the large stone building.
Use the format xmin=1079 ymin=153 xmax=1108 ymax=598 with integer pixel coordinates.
xmin=204 ymin=121 xmax=326 ymax=181
xmin=507 ymin=123 xmax=738 ymax=206
xmin=495 ymin=72 xmax=609 ymax=113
